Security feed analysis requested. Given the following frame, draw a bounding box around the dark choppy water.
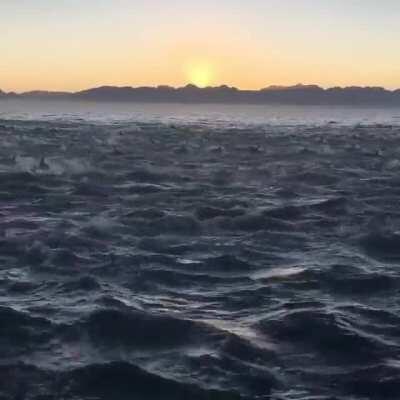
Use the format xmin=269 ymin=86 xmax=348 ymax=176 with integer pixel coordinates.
xmin=1 ymin=110 xmax=400 ymax=399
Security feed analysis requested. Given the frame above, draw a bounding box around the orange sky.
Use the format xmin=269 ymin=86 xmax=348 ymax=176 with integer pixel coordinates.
xmin=1 ymin=0 xmax=400 ymax=92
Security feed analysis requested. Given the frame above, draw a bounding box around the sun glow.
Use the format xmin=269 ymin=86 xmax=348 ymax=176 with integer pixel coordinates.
xmin=186 ymin=61 xmax=215 ymax=88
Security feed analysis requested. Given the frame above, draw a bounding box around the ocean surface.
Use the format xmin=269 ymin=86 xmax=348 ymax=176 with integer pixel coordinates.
xmin=1 ymin=100 xmax=400 ymax=400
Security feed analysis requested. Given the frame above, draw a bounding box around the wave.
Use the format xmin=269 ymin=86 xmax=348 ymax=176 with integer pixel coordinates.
xmin=0 ymin=307 xmax=53 ymax=357
xmin=2 ymin=119 xmax=400 ymax=399
xmin=64 ymin=361 xmax=247 ymax=400
xmin=258 ymin=308 xmax=389 ymax=365
xmin=360 ymin=231 xmax=400 ymax=261
xmin=0 ymin=361 xmax=247 ymax=400
xmin=78 ymin=308 xmax=218 ymax=349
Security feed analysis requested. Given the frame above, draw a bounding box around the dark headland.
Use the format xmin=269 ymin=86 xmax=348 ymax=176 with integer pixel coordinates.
xmin=2 ymin=84 xmax=400 ymax=105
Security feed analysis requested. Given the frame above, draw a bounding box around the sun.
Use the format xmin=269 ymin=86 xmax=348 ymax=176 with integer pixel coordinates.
xmin=186 ymin=61 xmax=215 ymax=88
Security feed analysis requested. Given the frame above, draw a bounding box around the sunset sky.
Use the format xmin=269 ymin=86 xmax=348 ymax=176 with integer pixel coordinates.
xmin=1 ymin=0 xmax=399 ymax=92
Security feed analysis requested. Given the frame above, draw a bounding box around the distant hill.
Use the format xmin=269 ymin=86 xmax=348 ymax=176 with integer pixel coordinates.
xmin=1 ymin=84 xmax=400 ymax=105
xmin=21 ymin=90 xmax=71 ymax=99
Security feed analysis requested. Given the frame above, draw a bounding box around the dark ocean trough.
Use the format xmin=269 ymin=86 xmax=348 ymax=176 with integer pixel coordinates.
xmin=1 ymin=103 xmax=400 ymax=400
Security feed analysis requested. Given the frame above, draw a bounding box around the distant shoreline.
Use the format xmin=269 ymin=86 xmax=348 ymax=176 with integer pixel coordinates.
xmin=2 ymin=84 xmax=400 ymax=106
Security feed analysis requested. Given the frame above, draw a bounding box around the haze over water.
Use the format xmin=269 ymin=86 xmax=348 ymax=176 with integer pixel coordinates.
xmin=1 ymin=100 xmax=400 ymax=127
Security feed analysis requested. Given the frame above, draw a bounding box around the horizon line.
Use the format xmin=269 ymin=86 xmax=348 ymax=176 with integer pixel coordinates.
xmin=2 ymin=83 xmax=400 ymax=95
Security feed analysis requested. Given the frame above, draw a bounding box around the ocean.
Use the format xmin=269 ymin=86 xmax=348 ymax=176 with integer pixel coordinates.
xmin=1 ymin=99 xmax=400 ymax=400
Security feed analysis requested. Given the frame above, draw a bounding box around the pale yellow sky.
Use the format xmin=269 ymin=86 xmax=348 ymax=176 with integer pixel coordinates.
xmin=1 ymin=0 xmax=400 ymax=92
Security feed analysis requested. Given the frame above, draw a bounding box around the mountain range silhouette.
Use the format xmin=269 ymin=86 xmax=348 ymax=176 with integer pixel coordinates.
xmin=2 ymin=84 xmax=400 ymax=105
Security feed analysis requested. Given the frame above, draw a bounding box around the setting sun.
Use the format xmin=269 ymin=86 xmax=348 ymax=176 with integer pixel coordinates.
xmin=186 ymin=62 xmax=215 ymax=88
